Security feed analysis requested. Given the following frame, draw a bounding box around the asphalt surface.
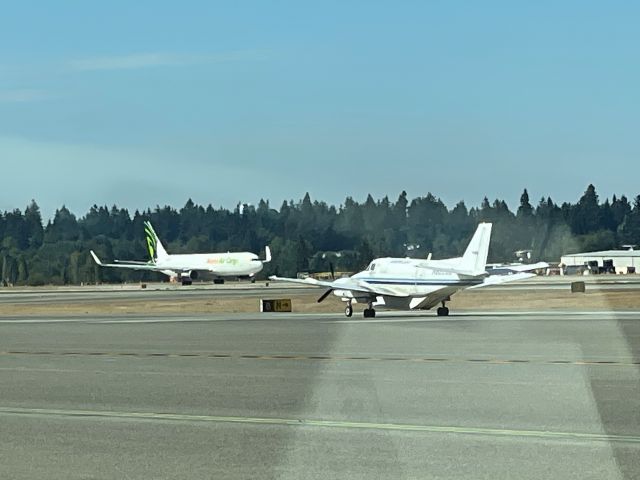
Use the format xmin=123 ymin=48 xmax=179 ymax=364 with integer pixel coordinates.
xmin=1 ymin=310 xmax=639 ymax=479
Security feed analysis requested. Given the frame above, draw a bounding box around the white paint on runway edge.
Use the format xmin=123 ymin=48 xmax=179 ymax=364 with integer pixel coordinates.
xmin=1 ymin=406 xmax=639 ymax=445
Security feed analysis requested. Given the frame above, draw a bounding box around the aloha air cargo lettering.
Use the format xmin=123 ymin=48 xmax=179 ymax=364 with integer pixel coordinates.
xmin=207 ymin=257 xmax=240 ymax=266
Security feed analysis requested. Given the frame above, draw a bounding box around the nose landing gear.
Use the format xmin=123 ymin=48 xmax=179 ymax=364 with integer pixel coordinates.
xmin=345 ymin=302 xmax=353 ymax=317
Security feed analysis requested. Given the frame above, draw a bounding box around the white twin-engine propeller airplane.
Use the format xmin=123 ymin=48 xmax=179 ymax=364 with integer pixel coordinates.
xmin=91 ymin=221 xmax=271 ymax=285
xmin=271 ymin=223 xmax=545 ymax=318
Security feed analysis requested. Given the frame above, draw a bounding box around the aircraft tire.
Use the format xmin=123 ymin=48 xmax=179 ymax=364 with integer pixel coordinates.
xmin=345 ymin=305 xmax=353 ymax=317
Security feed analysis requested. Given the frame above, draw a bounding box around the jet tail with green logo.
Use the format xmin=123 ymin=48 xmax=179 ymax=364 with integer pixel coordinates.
xmin=144 ymin=221 xmax=169 ymax=263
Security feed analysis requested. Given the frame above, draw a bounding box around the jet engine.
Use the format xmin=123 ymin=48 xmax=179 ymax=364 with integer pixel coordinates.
xmin=179 ymin=270 xmax=198 ymax=285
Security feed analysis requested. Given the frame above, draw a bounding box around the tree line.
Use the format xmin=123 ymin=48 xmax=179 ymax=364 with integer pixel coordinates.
xmin=1 ymin=184 xmax=639 ymax=286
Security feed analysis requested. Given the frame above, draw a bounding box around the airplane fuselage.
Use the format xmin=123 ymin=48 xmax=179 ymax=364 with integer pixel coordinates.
xmin=333 ymin=257 xmax=485 ymax=310
xmin=91 ymin=220 xmax=271 ymax=284
xmin=156 ymin=252 xmax=263 ymax=277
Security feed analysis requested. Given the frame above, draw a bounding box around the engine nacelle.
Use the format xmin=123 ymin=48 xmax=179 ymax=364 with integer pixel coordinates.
xmin=179 ymin=271 xmax=198 ymax=280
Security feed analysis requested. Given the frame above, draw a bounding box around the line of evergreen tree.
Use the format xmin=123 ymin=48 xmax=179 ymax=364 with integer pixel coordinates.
xmin=1 ymin=185 xmax=639 ymax=286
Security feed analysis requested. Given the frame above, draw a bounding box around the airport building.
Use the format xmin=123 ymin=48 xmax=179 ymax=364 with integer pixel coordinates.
xmin=560 ymin=249 xmax=640 ymax=274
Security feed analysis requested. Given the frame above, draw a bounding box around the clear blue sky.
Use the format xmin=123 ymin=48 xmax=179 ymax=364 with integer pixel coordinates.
xmin=1 ymin=1 xmax=638 ymax=218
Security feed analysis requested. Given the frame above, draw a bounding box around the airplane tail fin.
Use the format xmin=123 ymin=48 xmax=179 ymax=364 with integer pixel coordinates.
xmin=458 ymin=223 xmax=492 ymax=275
xmin=144 ymin=221 xmax=169 ymax=263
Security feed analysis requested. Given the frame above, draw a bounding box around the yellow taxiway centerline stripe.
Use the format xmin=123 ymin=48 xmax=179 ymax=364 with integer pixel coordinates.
xmin=0 ymin=406 xmax=639 ymax=444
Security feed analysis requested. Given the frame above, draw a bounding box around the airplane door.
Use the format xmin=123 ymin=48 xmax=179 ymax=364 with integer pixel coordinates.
xmin=413 ymin=266 xmax=421 ymax=295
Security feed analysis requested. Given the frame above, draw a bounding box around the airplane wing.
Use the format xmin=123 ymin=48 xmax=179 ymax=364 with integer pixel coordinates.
xmin=467 ymin=272 xmax=536 ymax=289
xmin=90 ymin=250 xmax=165 ymax=272
xmin=416 ymin=263 xmax=487 ymax=277
xmin=501 ymin=261 xmax=549 ymax=273
xmin=268 ymin=276 xmax=338 ymax=288
xmin=269 ymin=275 xmax=410 ymax=297
xmin=114 ymin=259 xmax=154 ymax=265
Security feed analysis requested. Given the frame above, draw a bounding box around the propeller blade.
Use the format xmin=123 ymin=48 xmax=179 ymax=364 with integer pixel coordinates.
xmin=317 ymin=288 xmax=333 ymax=303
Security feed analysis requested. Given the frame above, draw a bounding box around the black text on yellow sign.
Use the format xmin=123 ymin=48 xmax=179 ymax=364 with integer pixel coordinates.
xmin=260 ymin=299 xmax=292 ymax=312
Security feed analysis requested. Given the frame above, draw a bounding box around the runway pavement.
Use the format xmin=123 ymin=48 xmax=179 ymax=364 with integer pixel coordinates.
xmin=1 ymin=310 xmax=639 ymax=479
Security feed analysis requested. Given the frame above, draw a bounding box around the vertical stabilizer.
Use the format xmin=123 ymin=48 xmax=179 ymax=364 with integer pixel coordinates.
xmin=144 ymin=221 xmax=169 ymax=263
xmin=458 ymin=223 xmax=492 ymax=274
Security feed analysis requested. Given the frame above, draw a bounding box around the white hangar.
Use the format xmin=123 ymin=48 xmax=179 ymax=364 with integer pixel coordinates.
xmin=561 ymin=249 xmax=640 ymax=274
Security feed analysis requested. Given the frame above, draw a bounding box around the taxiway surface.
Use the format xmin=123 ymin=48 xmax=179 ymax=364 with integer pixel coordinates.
xmin=1 ymin=275 xmax=640 ymax=305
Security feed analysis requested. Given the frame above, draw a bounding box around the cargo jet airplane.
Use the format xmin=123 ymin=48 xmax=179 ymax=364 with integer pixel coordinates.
xmin=271 ymin=223 xmax=543 ymax=317
xmin=91 ymin=221 xmax=270 ymax=285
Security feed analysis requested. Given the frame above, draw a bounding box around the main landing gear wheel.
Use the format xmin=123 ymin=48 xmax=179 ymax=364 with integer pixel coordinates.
xmin=363 ymin=300 xmax=376 ymax=318
xmin=436 ymin=306 xmax=449 ymax=316
xmin=345 ymin=304 xmax=353 ymax=317
xmin=181 ymin=279 xmax=192 ymax=286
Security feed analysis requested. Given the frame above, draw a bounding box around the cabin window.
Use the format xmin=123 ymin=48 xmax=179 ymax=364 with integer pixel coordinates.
xmin=370 ymin=263 xmax=376 ymax=271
